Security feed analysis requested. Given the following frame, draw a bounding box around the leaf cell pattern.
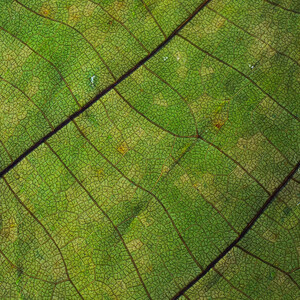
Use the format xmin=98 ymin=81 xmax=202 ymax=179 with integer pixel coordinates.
xmin=0 ymin=0 xmax=299 ymax=299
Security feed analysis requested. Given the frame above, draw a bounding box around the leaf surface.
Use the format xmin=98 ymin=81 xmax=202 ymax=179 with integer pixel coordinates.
xmin=0 ymin=0 xmax=299 ymax=299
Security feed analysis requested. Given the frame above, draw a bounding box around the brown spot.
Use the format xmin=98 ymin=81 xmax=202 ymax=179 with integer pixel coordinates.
xmin=40 ymin=7 xmax=50 ymax=17
xmin=40 ymin=2 xmax=54 ymax=17
xmin=214 ymin=120 xmax=225 ymax=129
xmin=117 ymin=142 xmax=129 ymax=155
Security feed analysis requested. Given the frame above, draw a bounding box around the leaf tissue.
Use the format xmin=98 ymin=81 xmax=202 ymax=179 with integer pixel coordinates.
xmin=0 ymin=0 xmax=299 ymax=299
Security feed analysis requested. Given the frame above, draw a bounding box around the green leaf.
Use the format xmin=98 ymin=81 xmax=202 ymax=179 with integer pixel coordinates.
xmin=0 ymin=0 xmax=299 ymax=299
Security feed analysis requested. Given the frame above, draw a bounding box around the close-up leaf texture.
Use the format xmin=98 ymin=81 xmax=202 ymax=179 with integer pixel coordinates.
xmin=0 ymin=0 xmax=299 ymax=299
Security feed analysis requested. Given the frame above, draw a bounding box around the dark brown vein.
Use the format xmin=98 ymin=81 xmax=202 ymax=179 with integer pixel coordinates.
xmin=259 ymin=131 xmax=294 ymax=166
xmin=213 ymin=267 xmax=253 ymax=299
xmin=169 ymin=132 xmax=294 ymax=242
xmin=0 ymin=76 xmax=54 ymax=130
xmin=15 ymin=0 xmax=117 ymax=81
xmin=172 ymin=161 xmax=300 ymax=299
xmin=199 ymin=136 xmax=270 ymax=195
xmin=44 ymin=141 xmax=152 ymax=300
xmin=0 ymin=26 xmax=80 ymax=108
xmin=264 ymin=0 xmax=300 ymax=14
xmin=177 ymin=34 xmax=299 ymax=122
xmin=0 ymin=249 xmax=63 ymax=285
xmin=2 ymin=177 xmax=84 ymax=299
xmin=0 ymin=1 xmax=299 ymax=296
xmin=0 ymin=0 xmax=213 ymax=178
xmin=207 ymin=6 xmax=300 ymax=67
xmin=114 ymin=88 xmax=198 ymax=138
xmin=0 ymin=140 xmax=13 ymax=163
xmin=140 ymin=0 xmax=167 ymax=38
xmin=196 ymin=189 xmax=239 ymax=235
xmin=289 ymin=267 xmax=300 ymax=274
xmin=72 ymin=120 xmax=204 ymax=272
xmin=169 ymin=155 xmax=239 ymax=235
xmin=89 ymin=0 xmax=150 ymax=54
xmin=262 ymin=211 xmax=299 ymax=260
xmin=240 ymin=195 xmax=300 ymax=260
xmin=236 ymin=245 xmax=300 ymax=289
xmin=168 ymin=140 xmax=199 ymax=173
xmin=143 ymin=65 xmax=200 ymax=136
xmin=98 ymin=96 xmax=126 ymax=142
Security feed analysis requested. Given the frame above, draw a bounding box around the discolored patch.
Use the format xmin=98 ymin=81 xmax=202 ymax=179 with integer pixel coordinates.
xmin=117 ymin=141 xmax=129 ymax=155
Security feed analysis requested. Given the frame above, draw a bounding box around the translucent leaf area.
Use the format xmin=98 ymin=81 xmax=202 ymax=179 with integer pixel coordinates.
xmin=0 ymin=0 xmax=299 ymax=299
